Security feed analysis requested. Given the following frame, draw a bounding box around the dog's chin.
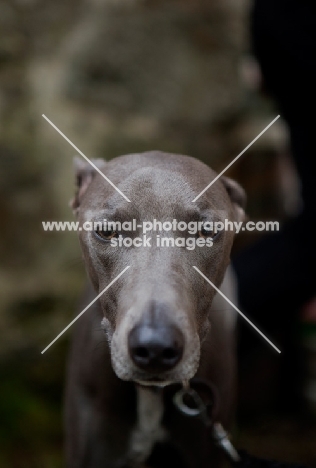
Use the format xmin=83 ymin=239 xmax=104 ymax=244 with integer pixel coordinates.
xmin=112 ymin=358 xmax=199 ymax=386
xmin=114 ymin=367 xmax=182 ymax=387
xmin=112 ymin=365 xmax=194 ymax=387
xmin=125 ymin=369 xmax=198 ymax=387
xmin=134 ymin=379 xmax=174 ymax=388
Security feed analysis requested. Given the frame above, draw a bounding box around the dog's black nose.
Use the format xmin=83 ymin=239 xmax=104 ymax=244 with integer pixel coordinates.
xmin=128 ymin=325 xmax=184 ymax=373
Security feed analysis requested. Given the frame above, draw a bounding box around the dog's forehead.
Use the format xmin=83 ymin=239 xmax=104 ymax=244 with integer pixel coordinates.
xmin=88 ymin=152 xmax=229 ymax=217
xmin=95 ymin=174 xmax=203 ymax=220
xmin=124 ymin=167 xmax=196 ymax=204
xmin=104 ymin=151 xmax=217 ymax=189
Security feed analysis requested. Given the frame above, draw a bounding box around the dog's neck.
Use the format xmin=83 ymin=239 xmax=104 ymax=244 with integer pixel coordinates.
xmin=128 ymin=385 xmax=166 ymax=464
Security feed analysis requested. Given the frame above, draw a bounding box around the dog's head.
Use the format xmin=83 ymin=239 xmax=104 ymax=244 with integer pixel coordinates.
xmin=72 ymin=151 xmax=245 ymax=385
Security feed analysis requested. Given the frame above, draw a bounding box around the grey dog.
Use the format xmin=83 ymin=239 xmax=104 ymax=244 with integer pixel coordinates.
xmin=65 ymin=151 xmax=246 ymax=468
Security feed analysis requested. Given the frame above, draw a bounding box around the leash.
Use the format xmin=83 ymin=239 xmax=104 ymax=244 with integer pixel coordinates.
xmin=173 ymin=380 xmax=241 ymax=464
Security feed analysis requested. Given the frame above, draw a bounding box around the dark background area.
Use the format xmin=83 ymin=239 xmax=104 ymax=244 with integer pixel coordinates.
xmin=0 ymin=0 xmax=315 ymax=466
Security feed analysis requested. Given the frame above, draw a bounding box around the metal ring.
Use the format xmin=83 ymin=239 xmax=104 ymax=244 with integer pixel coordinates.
xmin=173 ymin=389 xmax=205 ymax=416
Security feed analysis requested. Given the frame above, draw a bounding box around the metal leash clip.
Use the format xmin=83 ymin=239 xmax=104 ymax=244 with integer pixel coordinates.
xmin=212 ymin=422 xmax=240 ymax=463
xmin=173 ymin=383 xmax=240 ymax=464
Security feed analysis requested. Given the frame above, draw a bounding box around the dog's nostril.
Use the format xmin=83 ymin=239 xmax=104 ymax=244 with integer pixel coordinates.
xmin=162 ymin=348 xmax=178 ymax=360
xmin=134 ymin=347 xmax=149 ymax=359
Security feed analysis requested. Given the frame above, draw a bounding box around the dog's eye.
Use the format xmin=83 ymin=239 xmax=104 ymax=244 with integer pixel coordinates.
xmin=95 ymin=229 xmax=118 ymax=241
xmin=198 ymin=226 xmax=217 ymax=239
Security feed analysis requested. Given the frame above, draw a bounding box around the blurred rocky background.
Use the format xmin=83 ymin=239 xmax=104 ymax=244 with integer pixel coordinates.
xmin=0 ymin=0 xmax=313 ymax=467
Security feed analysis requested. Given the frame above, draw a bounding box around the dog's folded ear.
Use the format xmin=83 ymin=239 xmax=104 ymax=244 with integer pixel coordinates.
xmin=220 ymin=176 xmax=246 ymax=222
xmin=70 ymin=156 xmax=106 ymax=214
